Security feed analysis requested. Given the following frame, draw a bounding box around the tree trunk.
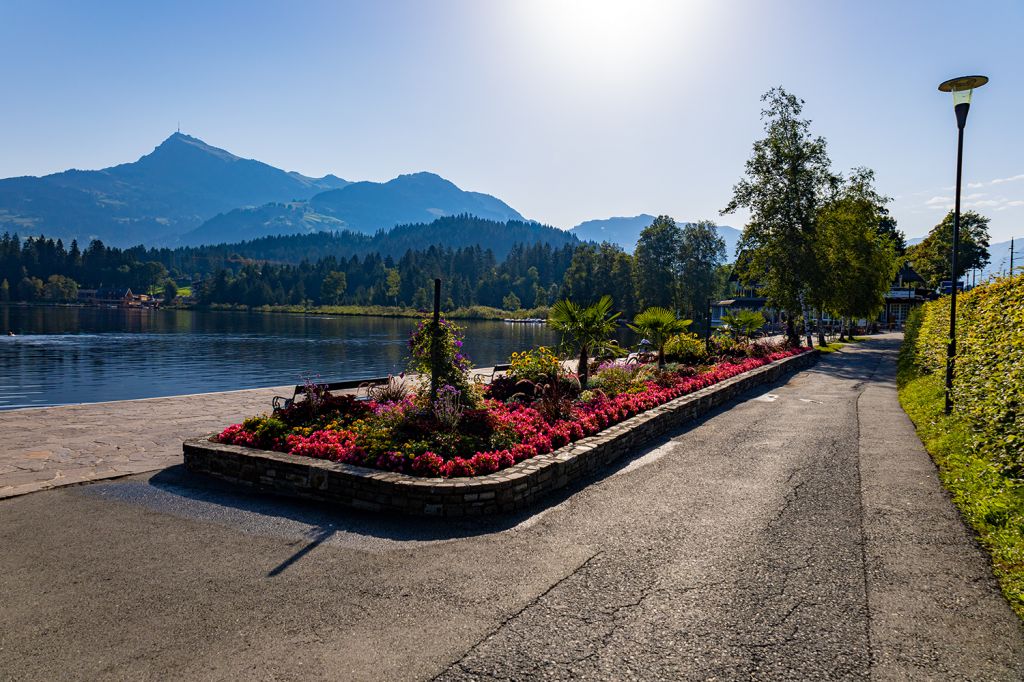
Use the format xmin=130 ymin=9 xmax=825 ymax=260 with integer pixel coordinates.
xmin=817 ymin=309 xmax=827 ymax=347
xmin=785 ymin=313 xmax=800 ymax=347
xmin=657 ymin=346 xmax=665 ymax=368
xmin=838 ymin=318 xmax=847 ymax=342
xmin=578 ymin=346 xmax=589 ymax=389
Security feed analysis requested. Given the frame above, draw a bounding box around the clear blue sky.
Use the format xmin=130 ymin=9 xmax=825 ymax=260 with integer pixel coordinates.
xmin=1 ymin=0 xmax=1022 ymax=241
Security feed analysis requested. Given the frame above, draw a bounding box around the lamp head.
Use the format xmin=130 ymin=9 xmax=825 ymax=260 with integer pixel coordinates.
xmin=938 ymin=75 xmax=988 ymax=106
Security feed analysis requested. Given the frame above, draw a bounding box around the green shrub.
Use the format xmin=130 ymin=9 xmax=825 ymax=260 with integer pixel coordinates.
xmin=590 ymin=364 xmax=647 ymax=397
xmin=903 ymin=274 xmax=1024 ymax=475
xmin=899 ymin=274 xmax=1024 ymax=618
xmin=664 ymin=332 xmax=707 ymax=363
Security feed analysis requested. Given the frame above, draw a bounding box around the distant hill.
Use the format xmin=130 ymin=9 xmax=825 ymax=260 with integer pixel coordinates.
xmin=570 ymin=214 xmax=742 ymax=259
xmin=0 ymin=133 xmax=349 ymax=247
xmin=160 ymin=215 xmax=579 ymax=273
xmin=982 ymin=239 xmax=1022 ymax=278
xmin=180 ymin=172 xmax=524 ymax=246
xmin=571 ymin=214 xmax=659 ymax=248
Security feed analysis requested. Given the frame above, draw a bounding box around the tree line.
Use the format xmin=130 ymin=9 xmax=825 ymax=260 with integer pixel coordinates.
xmin=0 ymin=225 xmax=735 ymax=322
xmin=0 ymin=234 xmax=169 ymax=302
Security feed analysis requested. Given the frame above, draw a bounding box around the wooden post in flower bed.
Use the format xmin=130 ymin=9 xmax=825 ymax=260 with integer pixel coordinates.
xmin=431 ymin=278 xmax=441 ymax=399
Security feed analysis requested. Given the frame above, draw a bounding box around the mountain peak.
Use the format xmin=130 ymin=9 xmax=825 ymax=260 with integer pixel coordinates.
xmin=391 ymin=171 xmax=450 ymax=186
xmin=149 ymin=132 xmax=239 ymax=163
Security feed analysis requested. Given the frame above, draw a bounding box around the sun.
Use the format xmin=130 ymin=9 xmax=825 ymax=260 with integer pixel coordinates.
xmin=507 ymin=0 xmax=696 ymax=81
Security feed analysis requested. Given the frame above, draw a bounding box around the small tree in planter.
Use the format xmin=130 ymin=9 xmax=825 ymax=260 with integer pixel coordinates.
xmin=547 ymin=295 xmax=622 ymax=389
xmin=408 ymin=316 xmax=477 ymax=405
xmin=628 ymin=307 xmax=692 ymax=368
xmin=720 ymin=309 xmax=766 ymax=342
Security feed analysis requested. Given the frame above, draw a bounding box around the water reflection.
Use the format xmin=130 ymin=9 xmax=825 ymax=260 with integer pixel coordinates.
xmin=0 ymin=306 xmax=564 ymax=409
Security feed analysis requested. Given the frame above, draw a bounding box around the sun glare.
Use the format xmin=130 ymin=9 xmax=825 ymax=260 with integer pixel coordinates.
xmin=509 ymin=0 xmax=696 ymax=82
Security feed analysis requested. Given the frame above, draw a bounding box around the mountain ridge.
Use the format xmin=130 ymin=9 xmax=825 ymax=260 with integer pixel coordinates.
xmin=0 ymin=133 xmax=524 ymax=249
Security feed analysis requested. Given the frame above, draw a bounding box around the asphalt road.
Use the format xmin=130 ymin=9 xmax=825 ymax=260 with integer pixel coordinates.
xmin=1 ymin=336 xmax=1022 ymax=680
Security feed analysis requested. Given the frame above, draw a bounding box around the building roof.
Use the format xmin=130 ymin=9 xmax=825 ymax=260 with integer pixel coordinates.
xmin=897 ymin=262 xmax=925 ymax=284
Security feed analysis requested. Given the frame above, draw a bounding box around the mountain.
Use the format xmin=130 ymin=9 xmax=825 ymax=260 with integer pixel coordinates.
xmin=180 ymin=172 xmax=525 ymax=246
xmin=983 ymin=239 xmax=1022 ymax=278
xmin=0 ymin=133 xmax=349 ymax=247
xmin=571 ymin=214 xmax=658 ymax=248
xmin=570 ymin=214 xmax=743 ymax=260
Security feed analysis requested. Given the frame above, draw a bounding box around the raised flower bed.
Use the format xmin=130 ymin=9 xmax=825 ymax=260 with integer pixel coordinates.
xmin=184 ymin=318 xmax=816 ymax=515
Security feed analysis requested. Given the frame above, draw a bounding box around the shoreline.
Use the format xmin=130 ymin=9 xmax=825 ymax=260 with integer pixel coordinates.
xmin=1 ymin=301 xmax=552 ymax=322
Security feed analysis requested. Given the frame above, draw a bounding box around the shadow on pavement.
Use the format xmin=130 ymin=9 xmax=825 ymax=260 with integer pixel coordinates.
xmin=89 ymin=344 xmax=893 ymax=556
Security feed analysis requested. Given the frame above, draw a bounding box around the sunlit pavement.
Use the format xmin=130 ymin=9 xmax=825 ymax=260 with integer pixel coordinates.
xmin=0 ymin=366 xmax=507 ymax=499
xmin=0 ymin=385 xmax=288 ymax=499
xmin=2 ymin=336 xmax=1022 ymax=680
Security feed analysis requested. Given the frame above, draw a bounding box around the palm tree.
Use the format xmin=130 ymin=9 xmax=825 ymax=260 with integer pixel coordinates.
xmin=628 ymin=307 xmax=692 ymax=368
xmin=548 ymin=295 xmax=622 ymax=388
xmin=720 ymin=308 xmax=766 ymax=341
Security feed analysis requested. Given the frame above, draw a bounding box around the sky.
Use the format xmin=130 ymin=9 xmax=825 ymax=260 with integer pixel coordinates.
xmin=1 ymin=0 xmax=1022 ymax=242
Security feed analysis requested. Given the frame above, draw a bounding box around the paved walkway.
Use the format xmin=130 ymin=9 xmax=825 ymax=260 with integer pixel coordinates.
xmin=1 ymin=337 xmax=1022 ymax=680
xmin=0 ymin=386 xmax=288 ymax=499
xmin=0 ymin=366 xmax=508 ymax=499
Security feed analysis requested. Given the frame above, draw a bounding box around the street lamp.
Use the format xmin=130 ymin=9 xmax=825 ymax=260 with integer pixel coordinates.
xmin=938 ymin=74 xmax=988 ymax=415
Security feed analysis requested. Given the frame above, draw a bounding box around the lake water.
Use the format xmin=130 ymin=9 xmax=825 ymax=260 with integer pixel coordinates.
xmin=0 ymin=306 xmax=564 ymax=410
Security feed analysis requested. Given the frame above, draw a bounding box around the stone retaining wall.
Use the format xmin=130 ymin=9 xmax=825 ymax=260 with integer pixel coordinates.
xmin=183 ymin=351 xmax=818 ymax=516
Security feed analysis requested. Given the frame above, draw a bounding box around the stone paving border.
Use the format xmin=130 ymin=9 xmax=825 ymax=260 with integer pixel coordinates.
xmin=184 ymin=351 xmax=818 ymax=516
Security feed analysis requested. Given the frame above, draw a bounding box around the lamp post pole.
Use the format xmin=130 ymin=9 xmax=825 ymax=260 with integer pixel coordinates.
xmin=939 ymin=75 xmax=987 ymax=415
xmin=705 ymin=297 xmax=713 ymax=352
xmin=945 ymin=112 xmax=965 ymax=414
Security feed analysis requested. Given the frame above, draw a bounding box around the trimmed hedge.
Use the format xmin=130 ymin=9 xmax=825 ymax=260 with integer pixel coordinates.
xmin=901 ymin=274 xmax=1024 ymax=475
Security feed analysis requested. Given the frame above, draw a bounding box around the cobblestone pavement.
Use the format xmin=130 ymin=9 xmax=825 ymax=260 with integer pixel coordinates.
xmin=0 ymin=386 xmax=289 ymax=499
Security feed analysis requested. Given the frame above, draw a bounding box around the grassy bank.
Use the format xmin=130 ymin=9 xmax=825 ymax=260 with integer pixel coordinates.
xmin=898 ymin=370 xmax=1024 ymax=618
xmin=816 ymin=335 xmax=869 ymax=354
xmin=897 ymin=275 xmax=1024 ymax=619
xmin=199 ymin=303 xmax=551 ymax=321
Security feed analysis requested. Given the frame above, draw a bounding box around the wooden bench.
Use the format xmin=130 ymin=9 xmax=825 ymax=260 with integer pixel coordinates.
xmin=272 ymin=363 xmax=513 ymax=410
xmin=473 ymin=363 xmax=511 ymax=384
xmin=272 ymin=376 xmax=391 ymax=411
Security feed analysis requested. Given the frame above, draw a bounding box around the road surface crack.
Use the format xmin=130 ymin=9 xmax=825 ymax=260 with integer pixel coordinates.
xmin=432 ymin=550 xmax=603 ymax=681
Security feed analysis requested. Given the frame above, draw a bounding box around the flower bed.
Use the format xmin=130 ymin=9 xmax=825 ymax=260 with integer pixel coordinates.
xmin=213 ymin=347 xmax=810 ymax=479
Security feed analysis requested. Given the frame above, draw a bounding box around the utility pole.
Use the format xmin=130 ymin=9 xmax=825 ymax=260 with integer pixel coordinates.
xmin=1011 ymin=237 xmax=1015 ymax=277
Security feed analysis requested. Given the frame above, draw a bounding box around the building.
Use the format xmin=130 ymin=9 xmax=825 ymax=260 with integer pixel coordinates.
xmin=77 ymin=288 xmax=158 ymax=308
xmin=711 ymin=262 xmax=934 ymax=333
xmin=880 ymin=263 xmax=934 ymax=329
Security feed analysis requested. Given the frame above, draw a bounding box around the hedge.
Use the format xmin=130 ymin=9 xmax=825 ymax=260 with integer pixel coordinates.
xmin=901 ymin=274 xmax=1024 ymax=475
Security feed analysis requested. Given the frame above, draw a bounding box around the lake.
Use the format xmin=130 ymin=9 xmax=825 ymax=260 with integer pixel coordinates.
xmin=0 ymin=306 xmax=565 ymax=410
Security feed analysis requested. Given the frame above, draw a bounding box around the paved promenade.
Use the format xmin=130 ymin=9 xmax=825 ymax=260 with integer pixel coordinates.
xmin=2 ymin=336 xmax=1022 ymax=680
xmin=0 ymin=366 xmax=508 ymax=499
xmin=0 ymin=386 xmax=289 ymax=499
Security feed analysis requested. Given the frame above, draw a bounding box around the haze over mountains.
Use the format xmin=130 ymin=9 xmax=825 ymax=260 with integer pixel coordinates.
xmin=0 ymin=132 xmax=741 ymax=258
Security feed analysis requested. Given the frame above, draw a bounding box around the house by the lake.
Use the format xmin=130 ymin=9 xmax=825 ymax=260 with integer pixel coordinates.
xmin=77 ymin=288 xmax=157 ymax=307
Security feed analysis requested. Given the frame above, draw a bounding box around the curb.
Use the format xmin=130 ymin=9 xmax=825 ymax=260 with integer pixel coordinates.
xmin=184 ymin=351 xmax=819 ymax=516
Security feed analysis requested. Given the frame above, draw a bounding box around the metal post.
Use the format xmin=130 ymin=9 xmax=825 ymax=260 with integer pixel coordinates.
xmin=431 ymin=278 xmax=441 ymax=397
xmin=945 ymin=105 xmax=967 ymax=414
xmin=432 ymin=278 xmax=441 ymax=323
xmin=705 ymin=297 xmax=713 ymax=352
xmin=1011 ymin=237 xmax=1015 ymax=277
